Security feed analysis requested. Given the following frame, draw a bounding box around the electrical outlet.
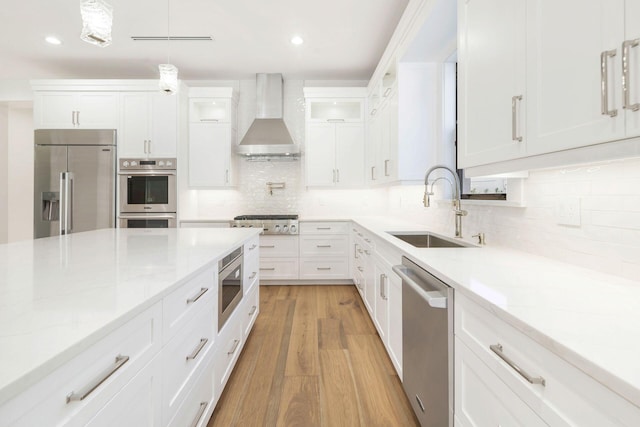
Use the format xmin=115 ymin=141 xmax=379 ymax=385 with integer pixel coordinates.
xmin=556 ymin=197 xmax=581 ymax=226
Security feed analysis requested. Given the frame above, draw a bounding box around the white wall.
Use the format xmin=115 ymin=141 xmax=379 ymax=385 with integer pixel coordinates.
xmin=387 ymin=156 xmax=640 ymax=282
xmin=7 ymin=106 xmax=33 ymax=242
xmin=0 ymin=105 xmax=8 ymax=243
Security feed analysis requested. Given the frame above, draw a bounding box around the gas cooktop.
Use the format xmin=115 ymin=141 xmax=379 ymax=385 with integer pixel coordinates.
xmin=230 ymin=214 xmax=299 ymax=235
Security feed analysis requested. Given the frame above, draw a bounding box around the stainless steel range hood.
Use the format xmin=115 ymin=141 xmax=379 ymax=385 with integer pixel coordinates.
xmin=236 ymin=74 xmax=300 ymax=158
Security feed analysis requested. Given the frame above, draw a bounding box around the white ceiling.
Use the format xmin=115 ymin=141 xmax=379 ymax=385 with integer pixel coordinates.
xmin=0 ymin=0 xmax=409 ymax=80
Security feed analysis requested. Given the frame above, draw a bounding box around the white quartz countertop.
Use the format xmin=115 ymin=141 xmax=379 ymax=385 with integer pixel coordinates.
xmin=351 ymin=217 xmax=640 ymax=408
xmin=0 ymin=227 xmax=260 ymax=406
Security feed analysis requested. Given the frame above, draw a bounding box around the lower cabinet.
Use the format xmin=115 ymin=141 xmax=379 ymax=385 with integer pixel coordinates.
xmin=259 ymin=235 xmax=300 ymax=281
xmin=86 ymin=355 xmax=163 ymax=427
xmin=299 ymin=222 xmax=350 ymax=281
xmin=455 ymin=292 xmax=640 ymax=426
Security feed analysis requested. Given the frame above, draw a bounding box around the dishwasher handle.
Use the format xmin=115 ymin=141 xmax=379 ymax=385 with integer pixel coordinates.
xmin=392 ymin=265 xmax=448 ymax=309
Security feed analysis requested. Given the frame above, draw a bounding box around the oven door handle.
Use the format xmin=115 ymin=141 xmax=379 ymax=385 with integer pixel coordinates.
xmin=118 ymin=171 xmax=177 ymax=176
xmin=118 ymin=214 xmax=177 ymax=220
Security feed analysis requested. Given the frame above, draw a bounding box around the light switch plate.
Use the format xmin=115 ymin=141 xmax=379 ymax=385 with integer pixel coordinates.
xmin=556 ymin=197 xmax=581 ymax=226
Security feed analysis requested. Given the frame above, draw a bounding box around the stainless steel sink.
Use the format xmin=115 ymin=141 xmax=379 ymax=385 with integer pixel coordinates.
xmin=387 ymin=232 xmax=473 ymax=248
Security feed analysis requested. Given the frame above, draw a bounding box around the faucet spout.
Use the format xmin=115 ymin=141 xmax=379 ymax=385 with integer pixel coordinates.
xmin=423 ymin=165 xmax=467 ymax=238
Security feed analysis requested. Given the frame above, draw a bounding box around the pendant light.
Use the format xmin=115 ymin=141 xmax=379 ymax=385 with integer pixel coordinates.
xmin=159 ymin=0 xmax=178 ymax=94
xmin=80 ymin=0 xmax=113 ymax=47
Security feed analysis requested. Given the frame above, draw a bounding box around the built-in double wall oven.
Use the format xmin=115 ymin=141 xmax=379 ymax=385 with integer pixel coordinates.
xmin=218 ymin=246 xmax=244 ymax=330
xmin=118 ymin=158 xmax=177 ymax=228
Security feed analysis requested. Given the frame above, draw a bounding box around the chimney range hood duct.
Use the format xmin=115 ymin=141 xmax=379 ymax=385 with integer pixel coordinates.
xmin=236 ymin=74 xmax=299 ymax=158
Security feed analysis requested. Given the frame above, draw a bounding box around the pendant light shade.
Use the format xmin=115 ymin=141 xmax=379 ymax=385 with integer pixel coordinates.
xmin=80 ymin=0 xmax=113 ymax=47
xmin=159 ymin=64 xmax=179 ymax=94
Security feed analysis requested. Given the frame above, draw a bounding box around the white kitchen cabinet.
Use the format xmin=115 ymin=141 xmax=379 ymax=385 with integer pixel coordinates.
xmin=187 ymin=89 xmax=238 ymax=188
xmin=306 ymin=122 xmax=365 ymax=187
xmin=366 ymin=114 xmax=382 ymax=184
xmin=33 ymin=91 xmax=119 ymax=129
xmin=86 ymin=355 xmax=162 ymax=427
xmin=119 ymin=92 xmax=178 ymax=158
xmin=304 ymin=88 xmax=366 ymax=188
xmin=526 ymin=0 xmax=626 ymax=155
xmin=299 ymin=221 xmax=350 ymax=281
xmin=455 ymin=338 xmax=547 ymax=427
xmin=457 ymin=0 xmax=527 ymax=168
xmin=259 ymin=235 xmax=300 ymax=281
xmin=455 ymin=291 xmax=640 ymax=426
xmin=188 ymin=123 xmax=234 ymax=187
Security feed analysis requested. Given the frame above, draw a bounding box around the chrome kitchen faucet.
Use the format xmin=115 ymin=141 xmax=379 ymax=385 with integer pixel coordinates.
xmin=423 ymin=165 xmax=468 ymax=238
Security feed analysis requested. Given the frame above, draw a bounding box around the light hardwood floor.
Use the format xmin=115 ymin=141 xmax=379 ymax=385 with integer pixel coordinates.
xmin=207 ymin=285 xmax=419 ymax=427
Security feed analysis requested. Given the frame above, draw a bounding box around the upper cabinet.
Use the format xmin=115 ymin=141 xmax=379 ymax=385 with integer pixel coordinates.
xmin=187 ymin=88 xmax=238 ymax=188
xmin=458 ymin=0 xmax=640 ymax=170
xmin=119 ymin=92 xmax=178 ymax=158
xmin=457 ymin=0 xmax=527 ymax=168
xmin=33 ymin=91 xmax=119 ymax=129
xmin=304 ymin=88 xmax=366 ymax=187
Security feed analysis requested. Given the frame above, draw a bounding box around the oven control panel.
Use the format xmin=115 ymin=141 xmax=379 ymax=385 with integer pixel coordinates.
xmin=120 ymin=158 xmax=177 ymax=170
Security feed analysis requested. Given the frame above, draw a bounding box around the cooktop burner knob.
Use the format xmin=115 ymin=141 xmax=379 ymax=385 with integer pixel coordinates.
xmin=275 ymin=225 xmax=281 ymax=232
xmin=282 ymin=225 xmax=288 ymax=232
xmin=290 ymin=224 xmax=297 ymax=233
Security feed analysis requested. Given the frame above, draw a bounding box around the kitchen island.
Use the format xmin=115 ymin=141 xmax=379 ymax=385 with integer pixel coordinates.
xmin=0 ymin=227 xmax=261 ymax=427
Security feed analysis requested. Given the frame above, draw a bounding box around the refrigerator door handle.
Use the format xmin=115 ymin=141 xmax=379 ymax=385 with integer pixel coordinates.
xmin=59 ymin=172 xmax=67 ymax=235
xmin=68 ymin=172 xmax=74 ymax=232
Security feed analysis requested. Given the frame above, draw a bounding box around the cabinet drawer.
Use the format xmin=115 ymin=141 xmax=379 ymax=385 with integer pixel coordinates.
xmin=300 ymin=221 xmax=349 ymax=235
xmin=259 ymin=235 xmax=299 ymax=257
xmin=300 ymin=236 xmax=348 ymax=257
xmin=85 ymin=355 xmax=162 ymax=427
xmin=214 ymin=319 xmax=243 ymax=393
xmin=455 ymin=338 xmax=547 ymax=427
xmin=162 ymin=303 xmax=215 ymax=424
xmin=259 ymin=258 xmax=299 ymax=280
xmin=167 ymin=356 xmax=215 ymax=427
xmin=299 ymin=257 xmax=349 ymax=280
xmin=456 ymin=292 xmax=640 ymax=426
xmin=5 ymin=303 xmax=162 ymax=427
xmin=163 ymin=265 xmax=217 ymax=343
xmin=242 ymin=285 xmax=260 ymax=338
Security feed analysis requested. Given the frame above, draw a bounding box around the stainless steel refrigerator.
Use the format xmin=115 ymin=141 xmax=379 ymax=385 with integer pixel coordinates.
xmin=34 ymin=129 xmax=117 ymax=238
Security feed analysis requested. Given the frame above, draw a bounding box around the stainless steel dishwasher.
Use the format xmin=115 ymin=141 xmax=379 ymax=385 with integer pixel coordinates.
xmin=393 ymin=257 xmax=453 ymax=427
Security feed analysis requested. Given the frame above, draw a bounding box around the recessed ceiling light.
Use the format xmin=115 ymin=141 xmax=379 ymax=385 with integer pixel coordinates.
xmin=45 ymin=36 xmax=62 ymax=45
xmin=290 ymin=35 xmax=304 ymax=46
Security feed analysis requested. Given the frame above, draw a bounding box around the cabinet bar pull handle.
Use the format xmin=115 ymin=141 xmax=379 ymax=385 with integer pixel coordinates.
xmin=357 ymin=248 xmax=363 ymax=254
xmin=248 ymin=305 xmax=257 ymax=316
xmin=623 ymin=39 xmax=640 ymax=111
xmin=249 ymin=272 xmax=257 ymax=279
xmin=317 ymin=227 xmax=331 ymax=230
xmin=189 ymin=402 xmax=208 ymax=427
xmin=186 ymin=338 xmax=208 ymax=360
xmin=148 ymin=139 xmax=151 ymax=154
xmin=357 ymin=232 xmax=362 ymax=237
xmin=383 ymin=87 xmax=392 ymax=97
xmin=490 ymin=343 xmax=546 ymax=386
xmin=327 ymin=118 xmax=345 ymax=122
xmin=333 ymin=169 xmax=336 ymax=183
xmin=249 ymin=244 xmax=257 ymax=250
xmin=227 ymin=339 xmax=241 ymax=355
xmin=357 ymin=266 xmax=364 ymax=272
xmin=66 ymin=355 xmax=130 ymax=403
xmin=336 ymin=169 xmax=340 ymax=183
xmin=511 ymin=95 xmax=523 ymax=142
xmin=354 ymin=243 xmax=359 ymax=259
xmin=225 ymin=169 xmax=229 ymax=184
xmin=317 ymin=244 xmax=332 ymax=248
xmin=76 ymin=111 xmax=80 ymax=127
xmin=601 ymin=49 xmax=618 ymax=117
xmin=384 ymin=159 xmax=390 ymax=176
xmin=260 ymin=245 xmax=275 ymax=248
xmin=260 ymin=267 xmax=275 ymax=271
xmin=187 ymin=287 xmax=208 ymax=304
xmin=200 ymin=118 xmax=219 ymax=122
xmin=370 ymin=108 xmax=377 ymax=116
xmin=380 ymin=274 xmax=387 ymax=300
xmin=371 ymin=166 xmax=376 ymax=180
xmin=364 ymin=250 xmax=371 ymax=255
xmin=317 ymin=267 xmax=332 ymax=270
xmin=364 ymin=238 xmax=371 ymax=243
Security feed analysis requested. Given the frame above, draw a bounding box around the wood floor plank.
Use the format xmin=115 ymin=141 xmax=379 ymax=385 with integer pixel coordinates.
xmin=347 ymin=334 xmax=419 ymax=427
xmin=285 ymin=286 xmax=319 ymax=376
xmin=318 ymin=349 xmax=362 ymax=427
xmin=317 ymin=318 xmax=347 ymax=350
xmin=276 ymin=376 xmax=321 ymax=427
xmin=230 ymin=298 xmax=295 ymax=427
